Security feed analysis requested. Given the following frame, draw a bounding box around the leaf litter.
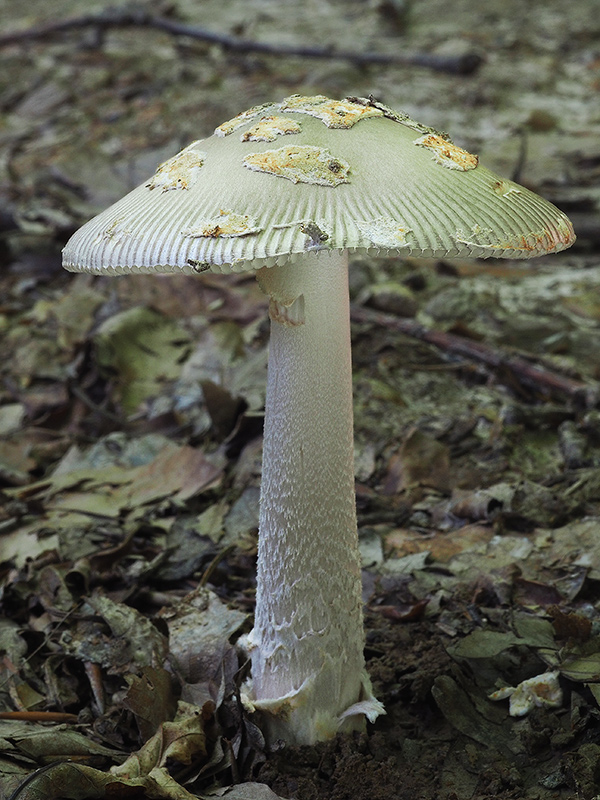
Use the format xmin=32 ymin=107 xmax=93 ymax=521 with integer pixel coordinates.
xmin=1 ymin=0 xmax=600 ymax=798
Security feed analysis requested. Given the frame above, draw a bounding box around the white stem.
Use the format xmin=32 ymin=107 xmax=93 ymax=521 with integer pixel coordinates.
xmin=248 ymin=250 xmax=382 ymax=744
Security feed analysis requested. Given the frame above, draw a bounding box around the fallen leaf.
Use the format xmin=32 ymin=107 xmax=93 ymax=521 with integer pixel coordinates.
xmin=123 ymin=666 xmax=178 ymax=740
xmin=0 ymin=720 xmax=120 ymax=763
xmin=558 ymin=653 xmax=600 ymax=682
xmin=161 ymin=588 xmax=247 ymax=688
xmin=95 ymin=307 xmax=191 ymax=413
xmin=549 ymin=605 xmax=593 ymax=643
xmin=61 ymin=595 xmax=168 ymax=673
xmin=449 ymin=629 xmax=523 ymax=660
xmin=111 ymin=700 xmax=207 ymax=779
xmin=211 ymin=784 xmax=287 ymax=800
xmin=383 ymin=428 xmax=452 ymax=494
xmin=513 ymin=577 xmax=563 ymax=610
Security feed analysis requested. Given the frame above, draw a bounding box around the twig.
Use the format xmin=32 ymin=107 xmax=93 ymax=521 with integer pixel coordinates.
xmin=0 ymin=9 xmax=483 ymax=75
xmin=351 ymin=305 xmax=598 ymax=407
xmin=69 ymin=383 xmax=124 ymax=424
xmin=0 ymin=710 xmax=79 ymax=722
xmin=199 ymin=544 xmax=236 ymax=588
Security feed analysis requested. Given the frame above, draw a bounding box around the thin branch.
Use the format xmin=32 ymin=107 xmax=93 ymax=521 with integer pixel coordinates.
xmin=0 ymin=9 xmax=484 ymax=75
xmin=0 ymin=710 xmax=79 ymax=722
xmin=351 ymin=305 xmax=599 ymax=407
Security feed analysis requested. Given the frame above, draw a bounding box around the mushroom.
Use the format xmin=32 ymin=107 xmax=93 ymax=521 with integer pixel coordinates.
xmin=62 ymin=95 xmax=575 ymax=745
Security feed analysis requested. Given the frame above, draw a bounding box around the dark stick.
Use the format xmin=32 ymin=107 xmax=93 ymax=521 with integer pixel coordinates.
xmin=351 ymin=305 xmax=598 ymax=406
xmin=0 ymin=9 xmax=483 ymax=75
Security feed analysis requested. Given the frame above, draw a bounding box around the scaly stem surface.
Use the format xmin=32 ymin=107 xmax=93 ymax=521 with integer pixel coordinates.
xmin=248 ymin=251 xmax=379 ymax=744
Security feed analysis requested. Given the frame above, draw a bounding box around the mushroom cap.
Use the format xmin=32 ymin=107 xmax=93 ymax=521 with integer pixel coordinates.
xmin=62 ymin=95 xmax=575 ymax=275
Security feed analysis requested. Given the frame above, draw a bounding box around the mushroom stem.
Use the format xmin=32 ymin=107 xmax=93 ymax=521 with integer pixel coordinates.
xmin=248 ymin=250 xmax=381 ymax=744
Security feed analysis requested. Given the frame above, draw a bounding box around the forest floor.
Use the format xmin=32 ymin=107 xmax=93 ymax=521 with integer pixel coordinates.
xmin=1 ymin=1 xmax=600 ymax=798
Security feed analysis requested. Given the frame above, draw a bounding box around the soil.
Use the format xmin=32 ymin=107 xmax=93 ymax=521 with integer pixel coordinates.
xmin=1 ymin=1 xmax=600 ymax=799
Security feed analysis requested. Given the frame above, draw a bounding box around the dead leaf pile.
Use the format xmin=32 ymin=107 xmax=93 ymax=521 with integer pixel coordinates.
xmin=1 ymin=0 xmax=600 ymax=798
